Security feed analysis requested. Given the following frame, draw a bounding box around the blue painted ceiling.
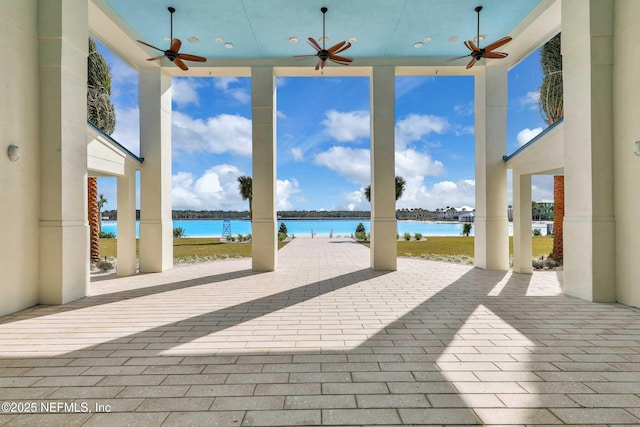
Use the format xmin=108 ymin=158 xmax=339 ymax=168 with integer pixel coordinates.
xmin=103 ymin=0 xmax=541 ymax=59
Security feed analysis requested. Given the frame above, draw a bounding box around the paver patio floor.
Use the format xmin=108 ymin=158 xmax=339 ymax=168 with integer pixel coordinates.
xmin=1 ymin=238 xmax=640 ymax=426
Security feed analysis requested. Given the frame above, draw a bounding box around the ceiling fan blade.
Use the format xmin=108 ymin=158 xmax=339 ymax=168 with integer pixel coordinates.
xmin=174 ymin=57 xmax=189 ymax=71
xmin=178 ymin=53 xmax=207 ymax=62
xmin=170 ymin=38 xmax=182 ymax=53
xmin=329 ymin=54 xmax=353 ymax=63
xmin=448 ymin=54 xmax=471 ymax=61
xmin=466 ymin=58 xmax=477 ymax=69
xmin=484 ymin=36 xmax=512 ymax=52
xmin=329 ymin=58 xmax=350 ymax=66
xmin=146 ymin=55 xmax=165 ymax=61
xmin=308 ymin=37 xmax=322 ymax=52
xmin=137 ymin=40 xmax=165 ymax=52
xmin=328 ymin=41 xmax=346 ymax=54
xmin=484 ymin=51 xmax=508 ymax=59
xmin=334 ymin=42 xmax=352 ymax=54
xmin=464 ymin=40 xmax=480 ymax=52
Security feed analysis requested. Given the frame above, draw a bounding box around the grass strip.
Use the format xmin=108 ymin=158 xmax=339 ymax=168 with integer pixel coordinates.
xmin=100 ymin=238 xmax=288 ymax=261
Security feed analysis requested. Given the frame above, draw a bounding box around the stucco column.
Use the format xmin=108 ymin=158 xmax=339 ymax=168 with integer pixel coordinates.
xmin=512 ymin=172 xmax=533 ymax=274
xmin=370 ymin=66 xmax=397 ymax=271
xmin=117 ymin=164 xmax=137 ymax=276
xmin=138 ymin=67 xmax=173 ymax=272
xmin=474 ymin=66 xmax=509 ymax=271
xmin=251 ymin=67 xmax=277 ymax=271
xmin=38 ymin=0 xmax=89 ymax=305
xmin=562 ymin=0 xmax=615 ymax=302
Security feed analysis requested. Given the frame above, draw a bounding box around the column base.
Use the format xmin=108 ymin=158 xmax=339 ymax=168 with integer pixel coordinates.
xmin=563 ymin=217 xmax=615 ymax=302
xmin=39 ymin=222 xmax=89 ymax=305
xmin=371 ymin=218 xmax=397 ymax=271
xmin=252 ymin=219 xmax=277 ymax=271
xmin=139 ymin=220 xmax=173 ymax=273
xmin=474 ymin=217 xmax=509 ymax=271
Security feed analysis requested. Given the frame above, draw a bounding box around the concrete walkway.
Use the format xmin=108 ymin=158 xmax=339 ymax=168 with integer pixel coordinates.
xmin=1 ymin=238 xmax=640 ymax=425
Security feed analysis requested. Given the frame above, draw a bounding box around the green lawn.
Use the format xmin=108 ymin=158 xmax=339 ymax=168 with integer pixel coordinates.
xmin=100 ymin=238 xmax=289 ymax=261
xmin=100 ymin=236 xmax=553 ymax=262
xmin=361 ymin=236 xmax=553 ymax=258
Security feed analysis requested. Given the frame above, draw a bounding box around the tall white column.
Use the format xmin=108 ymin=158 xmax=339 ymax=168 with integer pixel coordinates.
xmin=251 ymin=67 xmax=277 ymax=271
xmin=370 ymin=66 xmax=397 ymax=271
xmin=117 ymin=164 xmax=137 ymax=277
xmin=38 ymin=0 xmax=89 ymax=304
xmin=512 ymin=172 xmax=533 ymax=274
xmin=138 ymin=67 xmax=173 ymax=272
xmin=562 ymin=0 xmax=615 ymax=302
xmin=474 ymin=66 xmax=509 ymax=271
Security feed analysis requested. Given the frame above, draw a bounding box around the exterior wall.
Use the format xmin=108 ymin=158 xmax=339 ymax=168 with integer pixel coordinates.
xmin=0 ymin=1 xmax=40 ymax=316
xmin=613 ymin=0 xmax=640 ymax=307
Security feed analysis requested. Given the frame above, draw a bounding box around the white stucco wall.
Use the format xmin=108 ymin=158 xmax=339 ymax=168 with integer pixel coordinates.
xmin=0 ymin=1 xmax=40 ymax=316
xmin=613 ymin=0 xmax=640 ymax=308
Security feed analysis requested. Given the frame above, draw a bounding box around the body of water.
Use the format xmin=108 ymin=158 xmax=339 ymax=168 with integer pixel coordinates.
xmin=101 ymin=219 xmax=550 ymax=238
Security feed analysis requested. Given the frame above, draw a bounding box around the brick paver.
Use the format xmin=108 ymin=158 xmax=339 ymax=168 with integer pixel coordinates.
xmin=1 ymin=237 xmax=640 ymax=425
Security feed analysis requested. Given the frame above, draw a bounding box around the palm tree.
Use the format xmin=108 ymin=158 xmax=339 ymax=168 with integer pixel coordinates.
xmin=87 ymin=38 xmax=116 ymax=263
xmin=538 ymin=33 xmax=564 ymax=262
xmin=364 ymin=176 xmax=406 ymax=202
xmin=237 ymin=175 xmax=253 ymax=220
xmin=98 ymin=194 xmax=108 ymax=232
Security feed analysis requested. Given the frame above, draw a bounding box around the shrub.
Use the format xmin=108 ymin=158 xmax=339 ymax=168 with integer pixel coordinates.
xmin=462 ymin=223 xmax=472 ymax=237
xmin=99 ymin=231 xmax=116 ymax=239
xmin=237 ymin=234 xmax=243 ymax=242
xmin=173 ymin=227 xmax=186 ymax=238
xmin=96 ymin=260 xmax=114 ymax=272
xmin=355 ymin=222 xmax=366 ymax=234
xmin=533 ymin=228 xmax=542 ymax=236
xmin=355 ymin=231 xmax=367 ymax=240
xmin=279 ymin=222 xmax=288 ymax=236
xmin=228 ymin=236 xmax=236 ymax=242
xmin=245 ymin=233 xmax=251 ymax=241
xmin=404 ymin=232 xmax=411 ymax=241
xmin=415 ymin=232 xmax=422 ymax=241
xmin=278 ymin=233 xmax=287 ymax=242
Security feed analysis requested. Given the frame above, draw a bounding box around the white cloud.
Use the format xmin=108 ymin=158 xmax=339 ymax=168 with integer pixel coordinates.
xmin=343 ymin=188 xmax=367 ymax=211
xmin=214 ymin=77 xmax=239 ymax=91
xmin=172 ymin=111 xmax=252 ymax=156
xmin=172 ymin=164 xmax=245 ymax=210
xmin=111 ymin=106 xmax=140 ymax=156
xmin=315 ymin=146 xmax=371 ymax=185
xmin=290 ymin=147 xmax=304 ymax=161
xmin=396 ymin=178 xmax=476 ymax=210
xmin=213 ymin=77 xmax=250 ymax=104
xmin=395 ymin=148 xmax=445 ymax=178
xmin=108 ymin=60 xmax=137 ymax=89
xmin=453 ymin=101 xmax=474 ymax=116
xmin=395 ymin=114 xmax=449 ymax=148
xmin=322 ymin=110 xmax=370 ymax=142
xmin=519 ymin=91 xmax=540 ymax=110
xmin=517 ymin=127 xmax=543 ymax=146
xmin=532 ymin=175 xmax=554 ymax=203
xmin=172 ymin=78 xmax=201 ymax=107
xmin=172 ymin=166 xmax=303 ymax=211
xmin=277 ymin=179 xmax=301 ymax=210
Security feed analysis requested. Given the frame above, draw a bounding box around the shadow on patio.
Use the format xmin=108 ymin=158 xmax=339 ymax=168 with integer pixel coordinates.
xmin=0 ymin=239 xmax=639 ymax=425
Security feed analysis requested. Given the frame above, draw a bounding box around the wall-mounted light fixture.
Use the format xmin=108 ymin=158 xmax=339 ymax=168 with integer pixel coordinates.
xmin=635 ymin=140 xmax=640 ymax=156
xmin=7 ymin=145 xmax=20 ymax=162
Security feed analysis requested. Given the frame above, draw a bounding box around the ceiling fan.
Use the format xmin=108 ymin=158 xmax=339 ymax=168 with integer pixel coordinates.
xmin=451 ymin=5 xmax=512 ymax=69
xmin=136 ymin=6 xmax=206 ymax=71
xmin=294 ymin=7 xmax=353 ymax=70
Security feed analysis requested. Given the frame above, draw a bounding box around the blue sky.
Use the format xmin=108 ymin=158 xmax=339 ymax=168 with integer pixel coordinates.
xmin=97 ymin=41 xmax=551 ymax=212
